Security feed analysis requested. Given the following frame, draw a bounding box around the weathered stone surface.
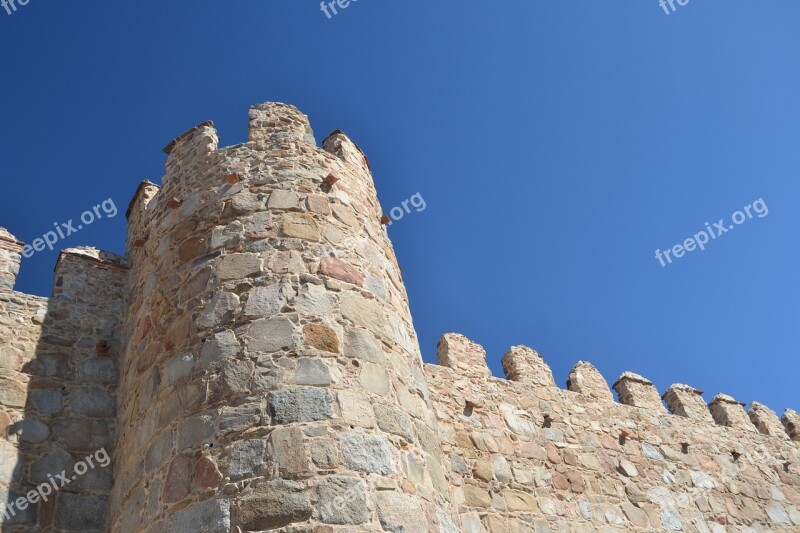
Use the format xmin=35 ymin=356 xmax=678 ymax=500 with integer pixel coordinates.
xmin=244 ymin=283 xmax=295 ymax=316
xmin=359 ymin=362 xmax=391 ymax=396
xmin=31 ymin=448 xmax=74 ymax=484
xmin=663 ymin=383 xmax=714 ymax=422
xmin=340 ymin=432 xmax=395 ymax=474
xmin=567 ymin=361 xmax=614 ymax=402
xmin=271 ymin=387 xmax=332 ymax=423
xmin=281 ymin=214 xmax=320 ymax=241
xmin=337 ymin=390 xmax=376 ymax=428
xmin=303 ymin=324 xmax=339 ymax=353
xmin=55 ymin=493 xmax=109 ymax=530
xmin=317 ymin=476 xmax=368 ymax=525
xmin=163 ymin=454 xmax=193 ymax=502
xmin=375 ymin=491 xmax=427 ymax=532
xmin=229 ymin=439 xmax=266 ymax=479
xmin=269 ymin=427 xmax=307 ymax=476
xmin=318 ymin=257 xmax=364 ymax=286
xmin=217 ymin=253 xmax=262 ymax=280
xmin=169 ymin=499 xmax=230 ymax=532
xmin=0 ymin=376 xmax=26 ymax=407
xmin=437 ymin=333 xmax=490 ymax=377
xmin=196 ymin=291 xmax=240 ymax=328
xmin=501 ymin=345 xmax=556 ymax=387
xmin=295 ymin=357 xmax=331 ymax=386
xmin=613 ymin=372 xmax=667 ymax=412
xmin=343 ymin=328 xmax=384 ymax=363
xmin=238 ymin=480 xmax=311 ymax=530
xmin=374 ymin=403 xmax=414 ymax=442
xmin=246 ymin=317 xmax=295 ymax=353
xmin=268 ymin=190 xmax=300 ymax=210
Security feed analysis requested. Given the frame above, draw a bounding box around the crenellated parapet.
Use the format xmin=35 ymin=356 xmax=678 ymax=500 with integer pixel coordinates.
xmin=422 ymin=332 xmax=800 ymax=531
xmin=0 ymin=227 xmax=24 ymax=291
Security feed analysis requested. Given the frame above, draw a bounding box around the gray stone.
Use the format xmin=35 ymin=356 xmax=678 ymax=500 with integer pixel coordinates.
xmin=146 ymin=430 xmax=174 ymax=471
xmin=200 ymin=330 xmax=240 ymax=365
xmin=196 ymin=292 xmax=240 ymax=329
xmin=55 ymin=493 xmax=109 ymax=530
xmin=2 ymin=489 xmax=38 ymax=525
xmin=70 ymin=386 xmax=115 ymax=418
xmin=169 ymin=499 xmax=231 ymax=533
xmin=31 ymin=389 xmax=63 ymax=415
xmin=244 ymin=283 xmax=295 ymax=316
xmin=163 ymin=353 xmax=195 ymax=386
xmin=246 ymin=317 xmax=295 ymax=353
xmin=229 ymin=439 xmax=266 ymax=479
xmin=269 ymin=427 xmax=307 ymax=475
xmin=310 ymin=440 xmax=340 ymax=469
xmin=268 ymin=190 xmax=300 ymax=210
xmin=690 ymin=470 xmax=716 ymax=490
xmin=493 ymin=455 xmax=512 ymax=482
xmin=177 ymin=415 xmax=215 ymax=450
xmin=270 ymin=387 xmax=332 ymax=423
xmin=31 ymin=448 xmax=74 ymax=484
xmin=317 ymin=476 xmax=368 ymax=525
xmin=210 ymin=221 xmax=244 ymax=249
xmin=642 ymin=442 xmax=664 ymax=461
xmin=375 ymin=491 xmax=428 ymax=533
xmin=238 ymin=480 xmax=311 ymax=530
xmin=340 ymin=432 xmax=395 ymax=475
xmin=217 ymin=253 xmax=262 ymax=280
xmin=295 ymin=358 xmax=331 ymax=386
xmin=14 ymin=417 xmax=51 ymax=443
xmin=661 ymin=510 xmax=683 ymax=531
xmin=79 ymin=357 xmax=117 ymax=383
xmin=374 ymin=404 xmax=414 ymax=442
xmin=767 ymin=503 xmax=791 ymax=525
xmin=295 ymin=284 xmax=336 ymax=315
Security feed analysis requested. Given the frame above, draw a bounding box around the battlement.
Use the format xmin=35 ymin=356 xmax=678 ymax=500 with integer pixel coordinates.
xmin=429 ymin=332 xmax=797 ymax=442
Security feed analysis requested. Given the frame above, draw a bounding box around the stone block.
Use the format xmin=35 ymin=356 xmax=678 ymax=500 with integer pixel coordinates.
xmin=55 ymin=493 xmax=108 ymax=530
xmin=245 ymin=317 xmax=296 ymax=353
xmin=217 ymin=253 xmax=262 ymax=280
xmin=281 ymin=214 xmax=320 ymax=241
xmin=375 ymin=491 xmax=427 ymax=532
xmin=374 ymin=403 xmax=414 ymax=442
xmin=270 ymin=387 xmax=332 ymax=424
xmin=749 ymin=401 xmax=788 ymax=438
xmin=437 ymin=333 xmax=490 ymax=377
xmin=229 ymin=439 xmax=266 ymax=479
xmin=317 ymin=476 xmax=368 ymax=525
xmin=244 ymin=283 xmax=295 ymax=316
xmin=237 ymin=480 xmax=311 ymax=531
xmin=340 ymin=432 xmax=395 ymax=475
xmin=169 ymin=499 xmax=230 ymax=532
xmin=318 ymin=257 xmax=364 ymax=286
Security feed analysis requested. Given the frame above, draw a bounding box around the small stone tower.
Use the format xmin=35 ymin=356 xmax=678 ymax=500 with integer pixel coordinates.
xmin=111 ymin=103 xmax=457 ymax=531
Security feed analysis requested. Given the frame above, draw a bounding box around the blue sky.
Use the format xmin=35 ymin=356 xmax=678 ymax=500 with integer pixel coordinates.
xmin=1 ymin=1 xmax=798 ymax=414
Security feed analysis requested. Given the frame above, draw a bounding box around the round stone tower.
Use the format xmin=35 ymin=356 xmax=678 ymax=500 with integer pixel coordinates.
xmin=110 ymin=103 xmax=457 ymax=531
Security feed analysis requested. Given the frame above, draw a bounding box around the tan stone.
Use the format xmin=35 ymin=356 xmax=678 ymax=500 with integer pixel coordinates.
xmin=281 ymin=214 xmax=320 ymax=241
xmin=462 ymin=485 xmax=492 ymax=508
xmin=503 ymin=490 xmax=539 ymax=512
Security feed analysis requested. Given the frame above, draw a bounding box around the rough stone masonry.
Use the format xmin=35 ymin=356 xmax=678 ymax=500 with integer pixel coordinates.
xmin=0 ymin=102 xmax=798 ymax=532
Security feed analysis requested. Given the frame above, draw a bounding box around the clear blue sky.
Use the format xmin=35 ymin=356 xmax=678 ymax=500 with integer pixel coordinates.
xmin=1 ymin=2 xmax=798 ymax=414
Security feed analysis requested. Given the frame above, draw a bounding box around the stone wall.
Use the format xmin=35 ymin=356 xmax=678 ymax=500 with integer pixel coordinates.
xmin=1 ymin=101 xmax=798 ymax=533
xmin=1 ymin=246 xmax=127 ymax=532
xmin=425 ymin=334 xmax=800 ymax=532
